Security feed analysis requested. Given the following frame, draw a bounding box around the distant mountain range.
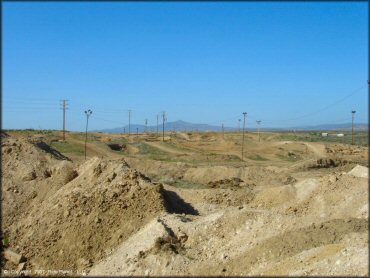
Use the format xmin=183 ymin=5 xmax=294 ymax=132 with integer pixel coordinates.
xmin=96 ymin=120 xmax=232 ymax=133
xmin=95 ymin=120 xmax=368 ymax=133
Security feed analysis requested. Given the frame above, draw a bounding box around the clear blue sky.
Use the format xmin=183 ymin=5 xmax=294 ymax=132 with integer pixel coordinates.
xmin=3 ymin=2 xmax=368 ymax=131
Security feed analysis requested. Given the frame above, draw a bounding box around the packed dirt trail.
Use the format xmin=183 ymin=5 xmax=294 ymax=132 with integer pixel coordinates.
xmin=145 ymin=141 xmax=194 ymax=156
xmin=302 ymin=142 xmax=327 ymax=157
xmin=1 ymin=131 xmax=368 ymax=276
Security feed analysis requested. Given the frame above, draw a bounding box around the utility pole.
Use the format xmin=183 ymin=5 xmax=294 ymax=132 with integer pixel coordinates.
xmin=145 ymin=119 xmax=148 ymax=133
xmin=222 ymin=123 xmax=224 ymax=139
xmin=256 ymin=120 xmax=261 ymax=142
xmin=238 ymin=119 xmax=241 ymax=132
xmin=157 ymin=114 xmax=159 ymax=136
xmin=162 ymin=111 xmax=166 ymax=142
xmin=84 ymin=109 xmax=93 ymax=160
xmin=241 ymin=112 xmax=247 ymax=160
xmin=351 ymin=110 xmax=356 ymax=145
xmin=128 ymin=110 xmax=131 ymax=137
xmin=60 ymin=99 xmax=68 ymax=141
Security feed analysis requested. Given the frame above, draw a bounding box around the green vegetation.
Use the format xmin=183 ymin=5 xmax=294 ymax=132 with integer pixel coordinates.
xmin=166 ymin=141 xmax=194 ymax=152
xmin=247 ymin=154 xmax=268 ymax=161
xmin=166 ymin=178 xmax=208 ymax=189
xmin=69 ymin=132 xmax=88 ymax=140
xmin=50 ymin=141 xmax=85 ymax=155
xmin=109 ymin=137 xmax=129 ymax=144
xmin=132 ymin=142 xmax=172 ymax=161
xmin=2 ymin=233 xmax=9 ymax=247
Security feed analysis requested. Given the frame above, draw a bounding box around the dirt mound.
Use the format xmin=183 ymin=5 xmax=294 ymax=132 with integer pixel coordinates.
xmin=2 ymin=133 xmax=368 ymax=276
xmin=183 ymin=165 xmax=288 ymax=188
xmin=2 ymin=139 xmax=170 ymax=273
xmin=347 ymin=165 xmax=368 ymax=178
xmin=310 ymin=157 xmax=349 ymax=168
xmin=226 ymin=218 xmax=368 ymax=275
xmin=2 ymin=138 xmax=75 ymax=227
xmin=89 ymin=217 xmax=184 ymax=275
xmin=284 ymin=171 xmax=368 ymax=219
xmin=174 ymin=132 xmax=190 ymax=141
xmin=9 ymin=158 xmax=167 ymax=272
xmin=325 ymin=144 xmax=366 ymax=156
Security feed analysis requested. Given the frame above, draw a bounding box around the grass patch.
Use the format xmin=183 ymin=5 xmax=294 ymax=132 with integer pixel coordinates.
xmin=247 ymin=154 xmax=268 ymax=161
xmin=50 ymin=141 xmax=85 ymax=155
xmin=108 ymin=137 xmax=129 ymax=144
xmin=132 ymin=142 xmax=172 ymax=161
xmin=166 ymin=141 xmax=194 ymax=152
xmin=166 ymin=178 xmax=208 ymax=189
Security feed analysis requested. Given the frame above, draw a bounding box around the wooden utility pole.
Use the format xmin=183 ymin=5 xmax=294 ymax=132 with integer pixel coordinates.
xmin=84 ymin=109 xmax=92 ymax=160
xmin=256 ymin=120 xmax=261 ymax=142
xmin=157 ymin=114 xmax=159 ymax=136
xmin=241 ymin=112 xmax=247 ymax=160
xmin=351 ymin=110 xmax=356 ymax=145
xmin=128 ymin=110 xmax=131 ymax=137
xmin=61 ymin=100 xmax=68 ymax=141
xmin=162 ymin=111 xmax=166 ymax=142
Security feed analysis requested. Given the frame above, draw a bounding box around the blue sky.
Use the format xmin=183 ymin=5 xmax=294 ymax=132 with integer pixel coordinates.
xmin=3 ymin=2 xmax=368 ymax=131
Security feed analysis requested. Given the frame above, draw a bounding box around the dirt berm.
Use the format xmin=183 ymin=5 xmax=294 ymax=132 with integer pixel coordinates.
xmin=1 ymin=138 xmax=181 ymax=272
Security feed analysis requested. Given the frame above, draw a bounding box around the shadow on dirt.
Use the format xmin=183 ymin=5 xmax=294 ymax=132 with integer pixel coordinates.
xmin=35 ymin=141 xmax=72 ymax=161
xmin=107 ymin=143 xmax=126 ymax=151
xmin=163 ymin=190 xmax=199 ymax=216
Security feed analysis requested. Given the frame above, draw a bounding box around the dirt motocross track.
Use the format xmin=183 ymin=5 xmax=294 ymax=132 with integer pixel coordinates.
xmin=1 ymin=130 xmax=368 ymax=276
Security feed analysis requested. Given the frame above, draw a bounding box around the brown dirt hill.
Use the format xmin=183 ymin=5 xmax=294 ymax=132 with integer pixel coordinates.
xmin=1 ymin=138 xmax=172 ymax=273
xmin=2 ymin=138 xmax=74 ymax=228
xmin=89 ymin=165 xmax=368 ymax=276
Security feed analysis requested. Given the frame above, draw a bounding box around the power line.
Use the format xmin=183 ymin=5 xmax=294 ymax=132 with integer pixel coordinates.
xmin=90 ymin=115 xmax=125 ymax=125
xmin=261 ymin=84 xmax=366 ymax=124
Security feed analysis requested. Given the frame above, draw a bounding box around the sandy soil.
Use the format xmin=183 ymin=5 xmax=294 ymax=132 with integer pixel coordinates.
xmin=1 ymin=131 xmax=368 ymax=276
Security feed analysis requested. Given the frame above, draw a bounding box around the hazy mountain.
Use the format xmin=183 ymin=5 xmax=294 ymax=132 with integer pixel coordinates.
xmin=96 ymin=121 xmax=368 ymax=133
xmin=96 ymin=120 xmax=237 ymax=133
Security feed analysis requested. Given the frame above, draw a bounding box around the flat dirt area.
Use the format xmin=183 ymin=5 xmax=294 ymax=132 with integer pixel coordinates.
xmin=1 ymin=130 xmax=368 ymax=276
